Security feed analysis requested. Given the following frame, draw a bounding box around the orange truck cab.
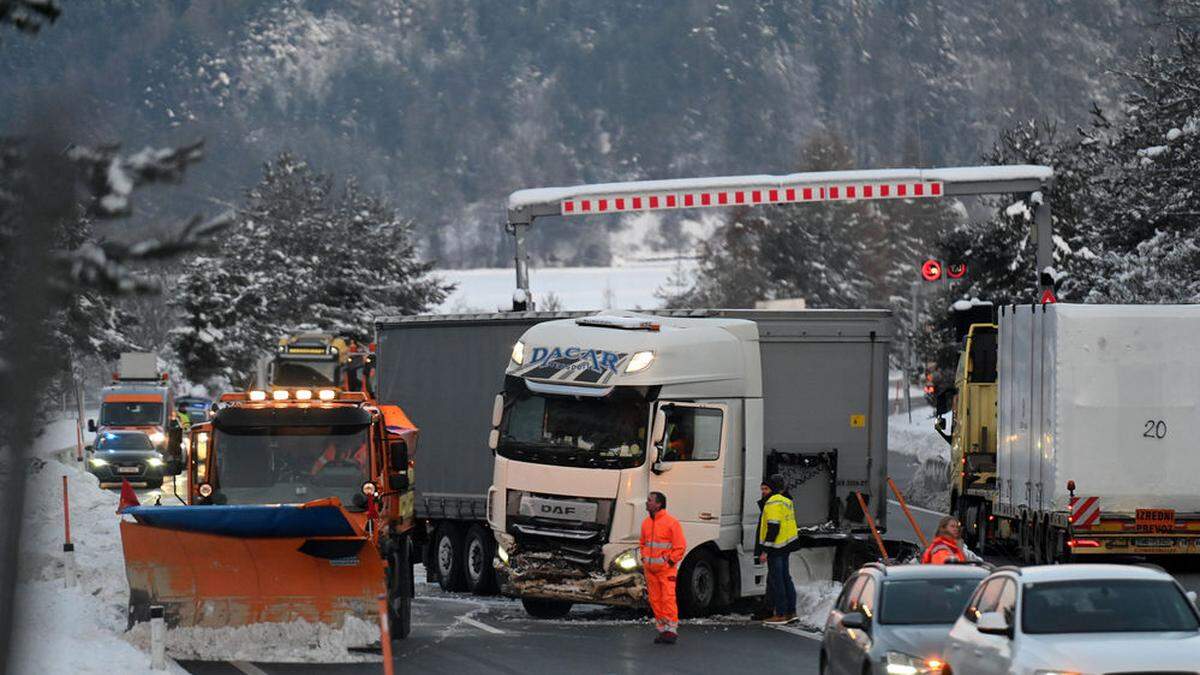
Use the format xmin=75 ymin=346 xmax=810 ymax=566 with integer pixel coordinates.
xmin=119 ymin=385 xmax=418 ymax=637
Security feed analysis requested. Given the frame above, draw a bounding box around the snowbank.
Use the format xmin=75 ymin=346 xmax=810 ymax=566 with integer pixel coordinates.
xmin=12 ymin=420 xmax=381 ymax=671
xmin=889 ymin=406 xmax=952 ymax=512
xmin=12 ymin=454 xmax=187 ymax=674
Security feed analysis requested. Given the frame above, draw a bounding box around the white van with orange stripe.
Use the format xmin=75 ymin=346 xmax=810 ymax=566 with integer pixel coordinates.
xmin=88 ymin=353 xmax=181 ymax=473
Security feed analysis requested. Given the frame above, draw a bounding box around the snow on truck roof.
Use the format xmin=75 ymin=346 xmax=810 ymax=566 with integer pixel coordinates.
xmin=507 ymin=164 xmax=1053 ymax=211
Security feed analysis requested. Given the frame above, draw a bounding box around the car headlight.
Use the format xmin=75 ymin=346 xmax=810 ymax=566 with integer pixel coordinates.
xmin=146 ymin=457 xmax=164 ymax=467
xmin=885 ymin=652 xmax=944 ymax=675
xmin=88 ymin=457 xmax=108 ymax=467
xmin=612 ymin=548 xmax=640 ymax=572
xmin=149 ymin=431 xmax=166 ymax=445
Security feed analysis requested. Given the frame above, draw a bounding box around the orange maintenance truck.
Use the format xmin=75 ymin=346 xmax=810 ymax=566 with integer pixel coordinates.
xmin=119 ymin=384 xmax=418 ymax=637
xmin=89 ymin=353 xmax=183 ymax=475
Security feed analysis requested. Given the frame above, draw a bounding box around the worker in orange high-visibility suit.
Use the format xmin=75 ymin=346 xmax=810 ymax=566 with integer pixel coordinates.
xmin=640 ymin=491 xmax=686 ymax=644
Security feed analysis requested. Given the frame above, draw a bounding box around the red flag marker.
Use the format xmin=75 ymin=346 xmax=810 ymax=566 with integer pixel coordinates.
xmin=117 ymin=479 xmax=141 ymax=513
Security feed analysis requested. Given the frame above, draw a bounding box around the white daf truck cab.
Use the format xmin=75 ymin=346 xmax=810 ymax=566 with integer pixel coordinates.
xmin=487 ymin=310 xmax=891 ymax=618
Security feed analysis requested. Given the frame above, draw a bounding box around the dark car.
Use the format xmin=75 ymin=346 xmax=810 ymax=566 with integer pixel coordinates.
xmin=175 ymin=396 xmax=213 ymax=425
xmin=821 ymin=562 xmax=989 ymax=675
xmin=86 ymin=430 xmax=166 ymax=489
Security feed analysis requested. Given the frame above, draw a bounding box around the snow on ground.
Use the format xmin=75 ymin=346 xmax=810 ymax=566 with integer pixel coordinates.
xmin=13 ymin=418 xmax=382 ymax=671
xmin=435 ymin=258 xmax=696 ymax=313
xmin=13 ymin=451 xmax=188 ymax=674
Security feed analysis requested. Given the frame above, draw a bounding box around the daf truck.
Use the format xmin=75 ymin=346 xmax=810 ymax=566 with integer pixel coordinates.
xmin=487 ymin=310 xmax=892 ymax=617
xmin=943 ymin=303 xmax=1200 ymax=562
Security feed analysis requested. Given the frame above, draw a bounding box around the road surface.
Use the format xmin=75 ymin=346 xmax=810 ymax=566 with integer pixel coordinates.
xmin=178 ymin=589 xmax=825 ymax=674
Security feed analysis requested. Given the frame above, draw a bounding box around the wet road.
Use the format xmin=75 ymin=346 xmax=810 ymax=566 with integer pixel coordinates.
xmin=178 ymin=585 xmax=824 ymax=674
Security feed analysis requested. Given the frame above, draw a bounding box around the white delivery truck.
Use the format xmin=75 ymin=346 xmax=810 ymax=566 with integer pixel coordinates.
xmin=486 ymin=310 xmax=893 ymax=618
xmin=994 ymin=303 xmax=1200 ymax=561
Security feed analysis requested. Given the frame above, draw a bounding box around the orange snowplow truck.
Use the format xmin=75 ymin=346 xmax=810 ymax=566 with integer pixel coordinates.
xmin=119 ymin=386 xmax=417 ymax=638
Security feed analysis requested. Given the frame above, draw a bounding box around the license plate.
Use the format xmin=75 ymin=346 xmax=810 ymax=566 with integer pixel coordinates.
xmin=1136 ymin=508 xmax=1175 ymax=533
xmin=116 ymin=466 xmax=140 ymax=474
xmin=519 ymin=496 xmax=598 ymax=522
xmin=1134 ymin=537 xmax=1174 ymax=547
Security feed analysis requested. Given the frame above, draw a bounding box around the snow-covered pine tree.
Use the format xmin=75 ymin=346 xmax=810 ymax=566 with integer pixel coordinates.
xmin=172 ymin=153 xmax=452 ymax=384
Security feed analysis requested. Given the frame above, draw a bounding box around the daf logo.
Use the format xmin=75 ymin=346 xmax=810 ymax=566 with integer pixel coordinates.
xmin=539 ymin=504 xmax=577 ymax=516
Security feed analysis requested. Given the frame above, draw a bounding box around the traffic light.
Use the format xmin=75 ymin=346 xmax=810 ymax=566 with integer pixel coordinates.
xmin=921 ymin=259 xmax=943 ymax=282
xmin=922 ymin=259 xmax=967 ymax=282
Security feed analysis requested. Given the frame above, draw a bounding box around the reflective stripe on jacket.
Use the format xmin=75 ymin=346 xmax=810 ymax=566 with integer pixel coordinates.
xmin=920 ymin=535 xmax=966 ymax=564
xmin=758 ymin=493 xmax=799 ymax=549
xmin=639 ymin=509 xmax=686 ymax=571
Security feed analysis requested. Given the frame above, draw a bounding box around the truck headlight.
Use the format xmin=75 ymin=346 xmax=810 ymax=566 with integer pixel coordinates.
xmin=511 ymin=341 xmax=525 ymax=365
xmin=885 ymin=652 xmax=944 ymax=675
xmin=88 ymin=457 xmax=108 ymax=467
xmin=146 ymin=457 xmax=163 ymax=467
xmin=496 ymin=544 xmax=510 ymax=566
xmin=149 ymin=431 xmax=166 ymax=445
xmin=612 ymin=548 xmax=640 ymax=572
xmin=625 ymin=350 xmax=655 ymax=373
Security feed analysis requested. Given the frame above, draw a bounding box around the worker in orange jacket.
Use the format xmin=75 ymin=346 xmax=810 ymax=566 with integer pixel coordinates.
xmin=640 ymin=491 xmax=686 ymax=644
xmin=921 ymin=516 xmax=983 ymax=564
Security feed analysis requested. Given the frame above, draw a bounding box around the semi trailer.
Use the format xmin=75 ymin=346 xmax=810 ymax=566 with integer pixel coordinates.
xmin=944 ymin=303 xmax=1200 ymax=561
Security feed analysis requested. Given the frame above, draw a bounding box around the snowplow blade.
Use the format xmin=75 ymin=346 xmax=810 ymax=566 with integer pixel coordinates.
xmin=120 ymin=503 xmax=384 ymax=628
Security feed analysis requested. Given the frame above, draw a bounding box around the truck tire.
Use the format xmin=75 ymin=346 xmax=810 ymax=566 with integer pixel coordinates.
xmin=387 ymin=536 xmax=413 ymax=640
xmin=434 ymin=523 xmax=467 ymax=592
xmin=677 ymin=548 xmax=717 ymax=617
xmin=463 ymin=525 xmax=498 ymax=595
xmin=521 ymin=598 xmax=573 ymax=619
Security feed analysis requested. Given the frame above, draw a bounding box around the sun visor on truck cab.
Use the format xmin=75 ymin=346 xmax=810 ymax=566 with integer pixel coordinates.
xmin=213 ymin=406 xmax=371 ymax=429
xmin=123 ymin=504 xmax=357 ymax=538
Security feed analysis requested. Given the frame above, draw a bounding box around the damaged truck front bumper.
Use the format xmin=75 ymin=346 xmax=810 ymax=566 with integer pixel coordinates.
xmin=495 ymin=546 xmax=646 ymax=607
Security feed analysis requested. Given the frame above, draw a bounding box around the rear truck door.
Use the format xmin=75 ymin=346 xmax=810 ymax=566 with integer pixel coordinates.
xmin=649 ymin=402 xmax=731 ymax=549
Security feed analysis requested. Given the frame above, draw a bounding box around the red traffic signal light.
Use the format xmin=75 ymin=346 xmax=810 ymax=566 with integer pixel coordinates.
xmin=946 ymin=263 xmax=967 ymax=279
xmin=921 ymin=259 xmax=942 ymax=282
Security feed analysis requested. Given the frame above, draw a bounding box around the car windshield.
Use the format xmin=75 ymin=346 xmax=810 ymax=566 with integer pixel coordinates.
xmin=213 ymin=424 xmax=369 ymax=507
xmin=97 ymin=433 xmax=155 ymax=451
xmin=1022 ymin=579 xmax=1200 ymax=634
xmin=880 ymin=577 xmax=983 ymax=624
xmin=496 ymin=379 xmax=648 ymax=470
xmin=101 ymin=401 xmax=163 ymax=426
xmin=271 ymin=359 xmax=338 ymax=387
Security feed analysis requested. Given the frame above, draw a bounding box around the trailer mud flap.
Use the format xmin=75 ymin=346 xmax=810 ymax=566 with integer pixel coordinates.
xmin=120 ymin=505 xmax=384 ymax=628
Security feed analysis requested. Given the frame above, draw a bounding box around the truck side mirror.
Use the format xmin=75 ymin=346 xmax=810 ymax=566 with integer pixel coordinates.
xmin=168 ymin=426 xmax=183 ymax=459
xmin=87 ymin=419 xmax=96 ymax=433
xmin=651 ymin=409 xmax=667 ymax=447
xmin=390 ymin=473 xmax=410 ymax=491
xmin=491 ymin=394 xmax=504 ymax=428
xmin=935 ymin=390 xmax=953 ymax=415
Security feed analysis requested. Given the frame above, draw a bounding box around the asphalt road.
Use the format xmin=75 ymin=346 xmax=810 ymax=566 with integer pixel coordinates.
xmin=178 ymin=589 xmax=825 ymax=675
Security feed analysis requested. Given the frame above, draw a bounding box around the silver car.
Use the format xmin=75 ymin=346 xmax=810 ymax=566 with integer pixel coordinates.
xmin=821 ymin=562 xmax=988 ymax=675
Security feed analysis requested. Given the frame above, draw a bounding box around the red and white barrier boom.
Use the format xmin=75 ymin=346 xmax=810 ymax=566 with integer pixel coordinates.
xmin=504 ymin=165 xmax=1054 ymax=309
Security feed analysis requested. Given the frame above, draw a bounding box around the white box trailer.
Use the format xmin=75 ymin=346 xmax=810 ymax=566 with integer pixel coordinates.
xmin=997 ymin=303 xmax=1200 ymax=558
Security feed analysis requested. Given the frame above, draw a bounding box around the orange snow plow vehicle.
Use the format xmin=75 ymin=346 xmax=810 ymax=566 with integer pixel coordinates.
xmin=119 ymin=386 xmax=417 ymax=637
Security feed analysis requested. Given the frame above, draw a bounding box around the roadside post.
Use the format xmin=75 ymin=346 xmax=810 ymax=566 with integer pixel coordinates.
xmin=377 ymin=594 xmax=394 ymax=675
xmin=149 ymin=605 xmax=166 ymax=670
xmin=62 ymin=475 xmax=75 ymax=588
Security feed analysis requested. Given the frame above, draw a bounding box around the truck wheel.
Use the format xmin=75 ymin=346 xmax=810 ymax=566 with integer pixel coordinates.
xmin=387 ymin=536 xmax=413 ymax=640
xmin=521 ymin=598 xmax=572 ymax=619
xmin=435 ymin=523 xmax=467 ymax=592
xmin=677 ymin=549 xmax=717 ymax=617
xmin=463 ymin=525 xmax=498 ymax=595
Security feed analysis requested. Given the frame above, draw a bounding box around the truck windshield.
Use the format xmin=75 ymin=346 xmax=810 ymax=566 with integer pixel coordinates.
xmin=496 ymin=382 xmax=648 ymax=469
xmin=101 ymin=402 xmax=163 ymax=426
xmin=1022 ymin=580 xmax=1200 ymax=634
xmin=212 ymin=424 xmax=370 ymax=507
xmin=272 ymin=359 xmax=338 ymax=387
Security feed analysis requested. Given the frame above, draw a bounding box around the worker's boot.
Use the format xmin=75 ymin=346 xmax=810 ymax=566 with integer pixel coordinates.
xmin=762 ymin=615 xmax=789 ymax=625
xmin=783 ymin=613 xmax=799 ymax=624
xmin=660 ymin=631 xmax=677 ymax=644
xmin=653 ymin=632 xmax=667 ymax=644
